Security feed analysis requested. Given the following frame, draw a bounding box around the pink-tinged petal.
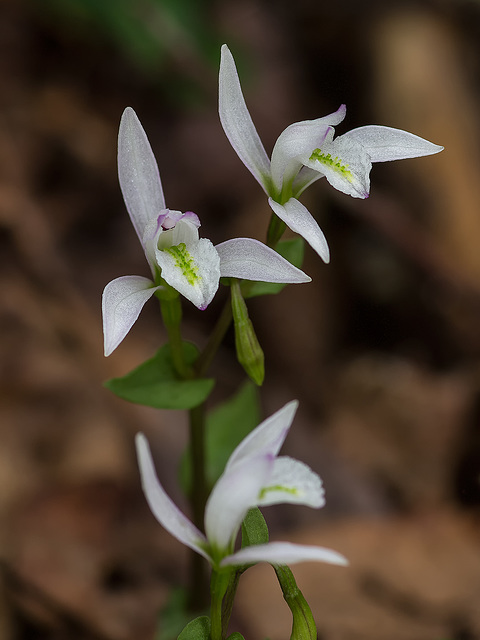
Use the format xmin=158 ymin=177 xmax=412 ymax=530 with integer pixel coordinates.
xmin=219 ymin=45 xmax=271 ymax=193
xmin=340 ymin=125 xmax=444 ymax=163
xmin=226 ymin=401 xmax=298 ymax=471
xmin=102 ymin=275 xmax=161 ymax=356
xmin=155 ymin=237 xmax=220 ymax=310
xmin=205 ymin=454 xmax=274 ymax=551
xmin=257 ymin=456 xmax=325 ymax=508
xmin=268 ymin=198 xmax=330 ymax=263
xmin=221 ymin=541 xmax=348 ymax=567
xmin=118 ymin=107 xmax=166 ymax=243
xmin=135 ymin=434 xmax=210 ymax=561
xmin=270 ymin=105 xmax=346 ymax=193
xmin=216 ymin=238 xmax=311 ymax=284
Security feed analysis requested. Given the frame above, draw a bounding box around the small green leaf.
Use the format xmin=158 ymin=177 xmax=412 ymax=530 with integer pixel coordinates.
xmin=180 ymin=381 xmax=261 ymax=493
xmin=105 ymin=342 xmax=214 ymax=409
xmin=227 ymin=634 xmax=245 ymax=640
xmin=245 ymin=238 xmax=305 ymax=299
xmin=177 ymin=615 xmax=211 ymax=640
xmin=241 ymin=507 xmax=269 ymax=548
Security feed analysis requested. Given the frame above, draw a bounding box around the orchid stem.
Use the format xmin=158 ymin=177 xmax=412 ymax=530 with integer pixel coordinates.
xmin=187 ymin=402 xmax=209 ymax=610
xmin=195 ymin=298 xmax=233 ymax=377
xmin=159 ymin=296 xmax=193 ymax=379
xmin=266 ymin=212 xmax=286 ymax=248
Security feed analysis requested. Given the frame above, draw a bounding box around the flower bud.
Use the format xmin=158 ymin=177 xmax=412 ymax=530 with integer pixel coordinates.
xmin=230 ymin=280 xmax=264 ymax=386
xmin=274 ymin=565 xmax=317 ymax=640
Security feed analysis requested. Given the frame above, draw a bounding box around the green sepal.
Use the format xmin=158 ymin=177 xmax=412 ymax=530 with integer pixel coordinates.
xmin=245 ymin=238 xmax=305 ymax=299
xmin=104 ymin=342 xmax=214 ymax=409
xmin=180 ymin=381 xmax=260 ymax=494
xmin=274 ymin=565 xmax=317 ymax=640
xmin=241 ymin=507 xmax=269 ymax=548
xmin=227 ymin=634 xmax=245 ymax=639
xmin=177 ymin=615 xmax=211 ymax=640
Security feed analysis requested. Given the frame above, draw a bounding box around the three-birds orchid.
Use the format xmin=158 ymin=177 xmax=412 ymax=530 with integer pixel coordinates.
xmin=102 ymin=107 xmax=311 ymax=356
xmin=136 ymin=400 xmax=347 ymax=569
xmin=219 ymin=44 xmax=444 ymax=263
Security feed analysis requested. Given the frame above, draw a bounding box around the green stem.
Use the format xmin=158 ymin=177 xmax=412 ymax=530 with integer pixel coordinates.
xmin=210 ymin=570 xmax=231 ymax=640
xmin=266 ymin=212 xmax=287 ymax=248
xmin=195 ymin=298 xmax=233 ymax=377
xmin=159 ymin=296 xmax=193 ymax=379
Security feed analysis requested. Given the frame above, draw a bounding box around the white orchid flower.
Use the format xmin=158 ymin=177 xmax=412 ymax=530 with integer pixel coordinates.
xmin=136 ymin=400 xmax=347 ymax=569
xmin=219 ymin=44 xmax=443 ymax=263
xmin=102 ymin=107 xmax=311 ymax=356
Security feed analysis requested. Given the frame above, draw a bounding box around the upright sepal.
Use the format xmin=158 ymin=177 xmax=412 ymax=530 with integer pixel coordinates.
xmin=118 ymin=107 xmax=165 ymax=243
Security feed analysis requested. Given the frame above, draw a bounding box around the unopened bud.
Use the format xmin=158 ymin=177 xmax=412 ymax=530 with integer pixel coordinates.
xmin=274 ymin=565 xmax=317 ymax=640
xmin=230 ymin=280 xmax=264 ymax=386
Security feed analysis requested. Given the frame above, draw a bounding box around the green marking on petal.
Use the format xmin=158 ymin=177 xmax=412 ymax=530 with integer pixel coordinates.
xmin=309 ymin=149 xmax=353 ymax=181
xmin=163 ymin=243 xmax=200 ymax=285
xmin=259 ymin=484 xmax=299 ymax=499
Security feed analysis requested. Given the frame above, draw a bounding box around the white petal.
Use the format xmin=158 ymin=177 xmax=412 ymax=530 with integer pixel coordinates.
xmin=257 ymin=456 xmax=325 ymax=508
xmin=270 ymin=105 xmax=346 ymax=193
xmin=156 ymin=216 xmax=200 ymax=250
xmin=302 ymin=135 xmax=371 ymax=199
xmin=221 ymin=541 xmax=348 ymax=567
xmin=292 ymin=166 xmax=325 ymax=198
xmin=102 ymin=275 xmax=160 ymax=356
xmin=226 ymin=401 xmax=298 ymax=471
xmin=205 ymin=454 xmax=274 ymax=551
xmin=341 ymin=125 xmax=444 ymax=163
xmin=216 ymin=238 xmax=311 ymax=283
xmin=219 ymin=45 xmax=271 ymax=192
xmin=268 ymin=198 xmax=330 ymax=263
xmin=135 ymin=434 xmax=210 ymax=561
xmin=118 ymin=107 xmax=166 ymax=242
xmin=155 ymin=238 xmax=221 ymax=310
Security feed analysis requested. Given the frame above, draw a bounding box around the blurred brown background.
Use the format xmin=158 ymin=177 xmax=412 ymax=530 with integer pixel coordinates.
xmin=1 ymin=0 xmax=480 ymax=638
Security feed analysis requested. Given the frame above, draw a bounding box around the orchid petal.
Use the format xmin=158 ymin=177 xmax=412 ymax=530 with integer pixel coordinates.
xmin=118 ymin=107 xmax=166 ymax=243
xmin=221 ymin=541 xmax=348 ymax=567
xmin=102 ymin=275 xmax=161 ymax=356
xmin=226 ymin=401 xmax=298 ymax=471
xmin=155 ymin=238 xmax=221 ymax=310
xmin=135 ymin=433 xmax=210 ymax=561
xmin=257 ymin=456 xmax=325 ymax=508
xmin=292 ymin=166 xmax=325 ymax=198
xmin=216 ymin=238 xmax=311 ymax=283
xmin=270 ymin=105 xmax=346 ymax=193
xmin=268 ymin=198 xmax=330 ymax=263
xmin=205 ymin=454 xmax=274 ymax=550
xmin=303 ymin=135 xmax=371 ymax=199
xmin=219 ymin=45 xmax=271 ymax=192
xmin=340 ymin=125 xmax=444 ymax=163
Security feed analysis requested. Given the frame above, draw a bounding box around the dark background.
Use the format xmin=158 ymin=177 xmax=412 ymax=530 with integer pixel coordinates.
xmin=1 ymin=0 xmax=480 ymax=638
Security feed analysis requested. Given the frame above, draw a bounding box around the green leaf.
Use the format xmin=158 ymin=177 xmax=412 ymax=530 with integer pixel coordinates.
xmin=245 ymin=238 xmax=305 ymax=299
xmin=227 ymin=634 xmax=245 ymax=640
xmin=241 ymin=507 xmax=269 ymax=548
xmin=105 ymin=342 xmax=214 ymax=410
xmin=180 ymin=381 xmax=261 ymax=493
xmin=177 ymin=615 xmax=211 ymax=640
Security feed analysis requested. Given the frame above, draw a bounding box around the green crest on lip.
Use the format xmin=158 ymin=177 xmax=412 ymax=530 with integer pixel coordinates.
xmin=259 ymin=484 xmax=298 ymax=499
xmin=309 ymin=149 xmax=353 ymax=180
xmin=164 ymin=243 xmax=200 ymax=285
